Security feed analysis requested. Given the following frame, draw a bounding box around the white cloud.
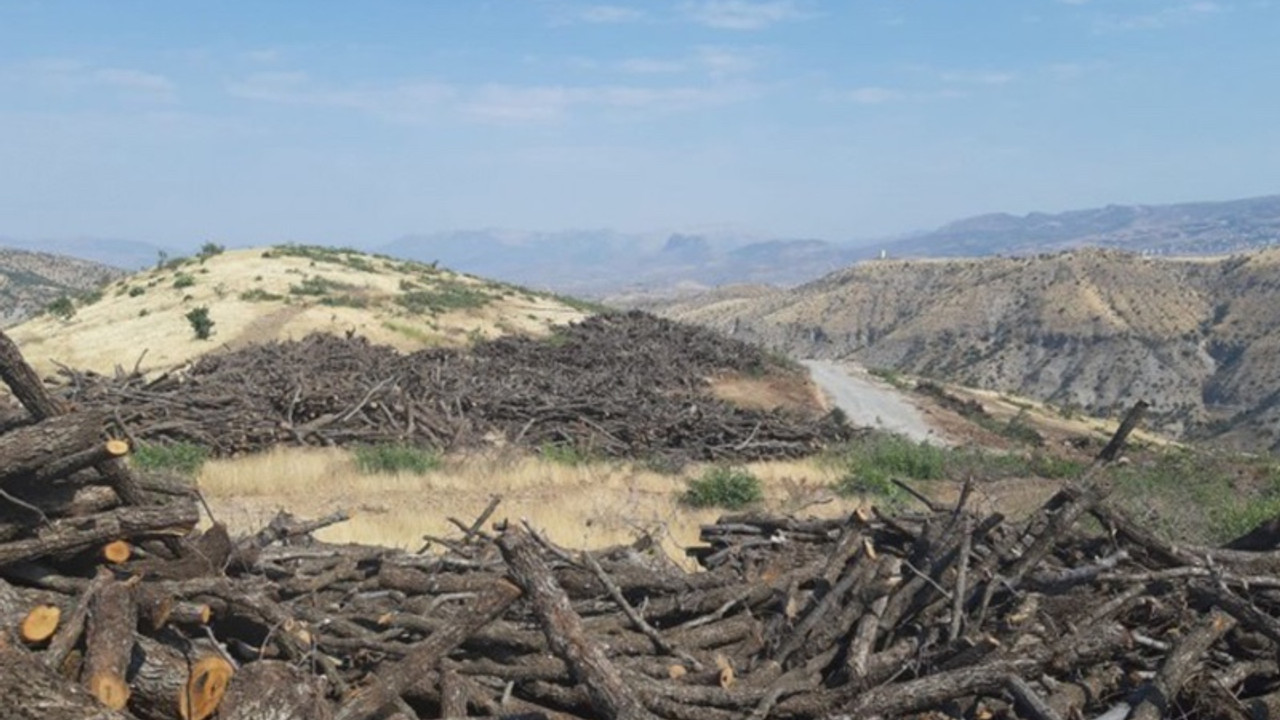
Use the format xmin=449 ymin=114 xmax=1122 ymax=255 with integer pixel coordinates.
xmin=844 ymin=86 xmax=968 ymax=105
xmin=695 ymin=46 xmax=758 ymax=77
xmin=619 ymin=58 xmax=686 ymax=74
xmin=92 ymin=68 xmax=174 ymax=94
xmin=227 ymin=72 xmax=456 ymax=122
xmin=2 ymin=59 xmax=175 ymax=100
xmin=939 ymin=70 xmax=1017 ymax=86
xmin=847 ymin=86 xmax=905 ymax=105
xmin=683 ymin=0 xmax=808 ymax=30
xmin=229 ymin=71 xmax=753 ymax=125
xmin=1095 ymin=1 xmax=1225 ymax=30
xmin=577 ymin=4 xmax=645 ymax=23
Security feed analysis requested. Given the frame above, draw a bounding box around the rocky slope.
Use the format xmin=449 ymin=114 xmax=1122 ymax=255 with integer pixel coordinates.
xmin=656 ymin=248 xmax=1280 ymax=451
xmin=0 ymin=247 xmax=127 ymax=327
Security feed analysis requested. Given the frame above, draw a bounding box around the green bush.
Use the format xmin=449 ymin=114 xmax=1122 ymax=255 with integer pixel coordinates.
xmin=354 ymin=444 xmax=442 ymax=475
xmin=396 ymin=282 xmax=494 ymax=315
xmin=132 ymin=442 xmax=208 ymax=475
xmin=173 ymin=273 xmax=195 ymax=289
xmin=198 ymin=242 xmax=225 ymax=259
xmin=185 ymin=306 xmax=215 ymax=340
xmin=128 ymin=286 xmax=146 ymax=297
xmin=46 ymin=296 xmax=76 ymax=319
xmin=682 ymin=466 xmax=764 ymax=509
xmin=240 ymin=288 xmax=284 ymax=302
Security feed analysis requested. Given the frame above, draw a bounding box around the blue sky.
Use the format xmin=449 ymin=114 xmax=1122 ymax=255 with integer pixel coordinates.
xmin=2 ymin=0 xmax=1278 ymax=246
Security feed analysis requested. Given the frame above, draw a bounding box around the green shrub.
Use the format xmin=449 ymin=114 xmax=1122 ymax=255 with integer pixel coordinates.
xmin=240 ymin=288 xmax=284 ymax=302
xmin=198 ymin=242 xmax=225 ymax=259
xmin=185 ymin=306 xmax=214 ymax=340
xmin=539 ymin=443 xmax=594 ymax=466
xmin=132 ymin=442 xmax=208 ymax=475
xmin=834 ymin=433 xmax=947 ymax=482
xmin=682 ymin=466 xmax=764 ymax=509
xmin=289 ymin=275 xmax=352 ymax=297
xmin=46 ymin=296 xmax=76 ymax=319
xmin=129 ymin=286 xmax=146 ymax=297
xmin=396 ymin=282 xmax=494 ymax=315
xmin=77 ymin=289 xmax=104 ymax=306
xmin=354 ymin=444 xmax=441 ymax=475
xmin=173 ymin=273 xmax=195 ymax=289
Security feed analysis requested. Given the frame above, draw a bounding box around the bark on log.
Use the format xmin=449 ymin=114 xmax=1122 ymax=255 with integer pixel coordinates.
xmin=0 ymin=646 xmax=132 ymax=719
xmin=218 ymin=660 xmax=329 ymax=720
xmin=498 ymin=525 xmax=656 ymax=720
xmin=81 ymin=578 xmax=138 ymax=710
xmin=0 ymin=410 xmax=106 ymax=488
xmin=126 ymin=634 xmax=233 ymax=720
xmin=0 ymin=501 xmax=199 ymax=568
xmin=333 ymin=578 xmax=522 ymax=720
xmin=0 ymin=329 xmax=148 ymax=505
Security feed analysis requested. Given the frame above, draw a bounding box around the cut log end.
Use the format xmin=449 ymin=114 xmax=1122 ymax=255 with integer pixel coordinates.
xmin=181 ymin=655 xmax=234 ymax=720
xmin=102 ymin=540 xmax=131 ymax=564
xmin=105 ymin=438 xmax=130 ymax=456
xmin=88 ymin=673 xmax=131 ymax=710
xmin=20 ymin=604 xmax=60 ymax=644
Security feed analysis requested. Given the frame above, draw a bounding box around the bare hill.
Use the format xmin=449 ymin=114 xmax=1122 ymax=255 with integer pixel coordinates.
xmin=0 ymin=247 xmax=127 ymax=327
xmin=6 ymin=244 xmax=588 ymax=377
xmin=657 ymin=247 xmax=1280 ymax=452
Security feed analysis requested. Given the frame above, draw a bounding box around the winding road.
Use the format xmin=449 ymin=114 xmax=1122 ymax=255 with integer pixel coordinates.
xmin=802 ymin=360 xmax=946 ymax=444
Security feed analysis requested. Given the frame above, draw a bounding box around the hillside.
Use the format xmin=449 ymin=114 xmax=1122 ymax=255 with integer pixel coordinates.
xmin=884 ymin=194 xmax=1280 ymax=258
xmin=656 ymin=247 xmax=1280 ymax=452
xmin=0 ymin=247 xmax=127 ymax=327
xmin=7 ymin=244 xmax=588 ymax=377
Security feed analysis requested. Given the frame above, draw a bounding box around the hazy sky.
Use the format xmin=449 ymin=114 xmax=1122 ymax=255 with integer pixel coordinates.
xmin=2 ymin=0 xmax=1278 ymax=246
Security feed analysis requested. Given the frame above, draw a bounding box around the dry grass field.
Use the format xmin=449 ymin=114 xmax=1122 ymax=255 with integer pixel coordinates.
xmin=197 ymin=447 xmax=850 ymax=566
xmin=11 ymin=245 xmax=586 ymax=377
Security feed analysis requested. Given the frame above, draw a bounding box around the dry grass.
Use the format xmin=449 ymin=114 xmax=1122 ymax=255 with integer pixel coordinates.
xmin=9 ymin=247 xmax=585 ymax=377
xmin=198 ymin=446 xmax=851 ymax=565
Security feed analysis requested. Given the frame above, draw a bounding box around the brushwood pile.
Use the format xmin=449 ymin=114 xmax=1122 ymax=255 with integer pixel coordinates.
xmin=51 ymin=311 xmax=850 ymax=462
xmin=6 ymin=320 xmax=1280 ymax=719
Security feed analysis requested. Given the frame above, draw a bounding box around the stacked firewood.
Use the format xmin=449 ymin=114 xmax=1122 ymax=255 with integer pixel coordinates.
xmin=55 ymin=311 xmax=849 ymax=461
xmin=9 ymin=328 xmax=1280 ymax=719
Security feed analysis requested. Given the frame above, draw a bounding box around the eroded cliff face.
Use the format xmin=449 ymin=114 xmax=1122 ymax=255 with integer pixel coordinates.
xmin=659 ymin=248 xmax=1280 ymax=450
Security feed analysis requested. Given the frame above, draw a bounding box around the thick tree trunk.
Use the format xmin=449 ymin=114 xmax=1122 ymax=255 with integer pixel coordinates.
xmin=127 ymin=634 xmax=233 ymax=720
xmin=0 ymin=411 xmax=106 ymax=488
xmin=0 ymin=501 xmax=199 ymax=568
xmin=81 ymin=578 xmax=138 ymax=710
xmin=0 ymin=646 xmax=132 ymax=719
xmin=497 ymin=525 xmax=655 ymax=720
xmin=0 ymin=329 xmax=148 ymax=505
xmin=218 ymin=660 xmax=331 ymax=720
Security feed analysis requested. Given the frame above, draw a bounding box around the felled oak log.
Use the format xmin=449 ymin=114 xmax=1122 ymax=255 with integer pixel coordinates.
xmin=217 ymin=660 xmax=329 ymax=720
xmin=127 ymin=634 xmax=234 ymax=720
xmin=0 ymin=411 xmax=107 ymax=488
xmin=0 ymin=501 xmax=199 ymax=567
xmin=0 ymin=646 xmax=131 ymax=719
xmin=81 ymin=578 xmax=138 ymax=709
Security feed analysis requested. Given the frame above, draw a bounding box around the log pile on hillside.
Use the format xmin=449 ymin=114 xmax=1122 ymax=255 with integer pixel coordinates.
xmin=13 ymin=330 xmax=1280 ymax=719
xmin=55 ymin=311 xmax=849 ymax=462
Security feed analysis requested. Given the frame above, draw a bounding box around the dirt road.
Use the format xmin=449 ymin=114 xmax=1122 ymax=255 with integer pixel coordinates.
xmin=802 ymin=360 xmax=947 ymax=444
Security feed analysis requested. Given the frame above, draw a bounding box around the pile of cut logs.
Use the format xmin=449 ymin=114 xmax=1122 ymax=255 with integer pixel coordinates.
xmin=8 ymin=327 xmax=1280 ymax=719
xmin=54 ymin=311 xmax=849 ymax=462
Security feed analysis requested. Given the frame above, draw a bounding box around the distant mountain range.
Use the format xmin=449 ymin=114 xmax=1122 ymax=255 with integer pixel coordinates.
xmin=0 ymin=248 xmax=127 ymax=326
xmin=883 ymin=194 xmax=1280 ymax=258
xmin=4 ymin=193 xmax=1279 ymax=296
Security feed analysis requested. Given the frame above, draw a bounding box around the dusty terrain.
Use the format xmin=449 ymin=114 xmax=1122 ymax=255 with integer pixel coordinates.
xmin=8 ymin=244 xmax=586 ymax=378
xmin=657 ymin=247 xmax=1280 ymax=452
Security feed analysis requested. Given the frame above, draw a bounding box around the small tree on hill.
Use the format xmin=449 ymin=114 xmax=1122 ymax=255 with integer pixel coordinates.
xmin=185 ymin=306 xmax=215 ymax=340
